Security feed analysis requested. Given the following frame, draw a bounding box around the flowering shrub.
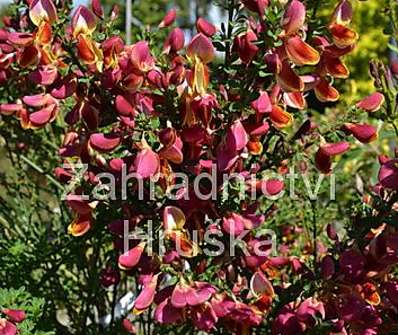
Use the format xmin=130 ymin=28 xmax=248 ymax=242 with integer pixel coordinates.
xmin=0 ymin=0 xmax=397 ymax=333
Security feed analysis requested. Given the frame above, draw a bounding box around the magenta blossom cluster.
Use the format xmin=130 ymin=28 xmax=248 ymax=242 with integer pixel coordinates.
xmin=0 ymin=0 xmax=391 ymax=333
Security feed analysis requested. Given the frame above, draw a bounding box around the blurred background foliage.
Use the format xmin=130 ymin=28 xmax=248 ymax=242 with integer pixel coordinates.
xmin=345 ymin=0 xmax=388 ymax=102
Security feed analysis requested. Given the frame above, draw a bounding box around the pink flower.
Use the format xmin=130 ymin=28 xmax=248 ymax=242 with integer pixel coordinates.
xmin=133 ymin=274 xmax=159 ymax=314
xmin=251 ymin=91 xmax=272 ymax=114
xmin=0 ymin=318 xmax=17 ymax=335
xmin=315 ymin=141 xmax=350 ymax=173
xmin=71 ymin=6 xmax=96 ymax=37
xmin=1 ymin=310 xmax=25 ymax=324
xmin=196 ymin=17 xmax=216 ymax=37
xmin=134 ymin=147 xmax=160 ymax=178
xmin=241 ymin=0 xmax=269 ymax=16
xmin=163 ymin=28 xmax=185 ymax=54
xmin=378 ymin=159 xmax=398 ymax=190
xmin=118 ymin=242 xmax=145 ymax=269
xmin=226 ymin=120 xmax=249 ymax=152
xmin=343 ymin=123 xmax=377 ymax=143
xmin=158 ymin=8 xmax=176 ymax=28
xmin=356 ymin=92 xmax=385 ymax=112
xmin=122 ymin=318 xmax=136 ymax=334
xmin=29 ymin=0 xmax=57 ymax=27
xmin=130 ymin=41 xmax=155 ymax=73
xmin=191 ymin=302 xmax=218 ymax=331
xmin=89 ymin=133 xmax=121 ymax=152
xmin=171 ymin=281 xmax=216 ymax=308
xmin=233 ymin=30 xmax=259 ymax=64
xmin=332 ymin=0 xmax=353 ymax=25
xmin=222 ymin=213 xmax=245 ymax=236
xmin=187 ymin=33 xmax=215 ymax=64
xmin=154 ymin=298 xmax=183 ymax=324
xmin=282 ymin=0 xmax=306 ymax=35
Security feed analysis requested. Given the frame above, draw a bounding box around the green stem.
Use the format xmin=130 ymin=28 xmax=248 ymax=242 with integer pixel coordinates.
xmin=19 ymin=154 xmax=63 ymax=190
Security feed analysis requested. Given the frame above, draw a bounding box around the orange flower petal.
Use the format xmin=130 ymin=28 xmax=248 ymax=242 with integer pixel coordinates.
xmin=329 ymin=23 xmax=358 ymax=48
xmin=270 ymin=105 xmax=293 ymax=128
xmin=68 ymin=214 xmax=91 ymax=236
xmin=171 ymin=231 xmax=199 ymax=258
xmin=77 ymin=35 xmax=103 ymax=70
xmin=36 ymin=22 xmax=52 ymax=45
xmin=285 ymin=36 xmax=320 ymax=66
xmin=276 ymin=60 xmax=304 ymax=92
xmin=314 ymin=78 xmax=339 ymax=102
xmin=324 ymin=56 xmax=349 ymax=78
xmin=283 ymin=91 xmax=306 ymax=109
xmin=247 ymin=138 xmax=263 ymax=155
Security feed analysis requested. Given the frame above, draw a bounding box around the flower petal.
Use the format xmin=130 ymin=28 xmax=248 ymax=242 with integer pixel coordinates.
xmin=283 ymin=92 xmax=306 ymax=109
xmin=250 ymin=271 xmax=274 ymax=298
xmin=68 ymin=214 xmax=92 ymax=236
xmin=314 ymin=78 xmax=339 ymax=102
xmin=115 ymin=94 xmax=136 ymax=116
xmin=89 ymin=133 xmax=121 ymax=152
xmin=158 ymin=8 xmax=176 ymax=28
xmin=19 ymin=45 xmax=39 ymax=68
xmin=226 ymin=120 xmax=249 ymax=151
xmin=130 ymin=41 xmax=155 ymax=73
xmin=7 ymin=32 xmax=33 ymax=46
xmin=29 ymin=65 xmax=58 ymax=85
xmin=0 ymin=318 xmax=17 ymax=335
xmin=2 ymin=309 xmax=26 ymax=324
xmin=344 ymin=123 xmax=377 ymax=143
xmin=329 ymin=23 xmax=358 ymax=48
xmin=196 ymin=17 xmax=217 ymax=37
xmin=134 ymin=274 xmax=159 ymax=313
xmin=187 ymin=33 xmax=215 ymax=64
xmin=29 ymin=0 xmax=57 ymax=26
xmin=134 ymin=148 xmax=160 ymax=178
xmin=163 ymin=206 xmax=186 ymax=232
xmin=0 ymin=103 xmax=23 ymax=116
xmin=332 ymin=0 xmax=353 ymax=25
xmin=270 ymin=105 xmax=293 ymax=128
xmin=356 ymin=92 xmax=384 ymax=112
xmin=171 ymin=282 xmax=189 ymax=308
xmin=91 ymin=0 xmax=104 ymax=19
xmin=163 ymin=28 xmax=185 ymax=54
xmin=118 ymin=242 xmax=145 ymax=269
xmin=154 ymin=299 xmax=183 ymax=324
xmin=29 ymin=104 xmax=57 ymax=127
xmin=50 ymin=76 xmax=77 ymax=99
xmin=319 ymin=141 xmax=350 ymax=157
xmin=285 ymin=36 xmax=320 ymax=66
xmin=72 ymin=5 xmax=96 ymax=37
xmin=324 ymin=56 xmax=349 ymax=78
xmin=277 ymin=60 xmax=304 ymax=92
xmin=282 ymin=0 xmax=306 ymax=35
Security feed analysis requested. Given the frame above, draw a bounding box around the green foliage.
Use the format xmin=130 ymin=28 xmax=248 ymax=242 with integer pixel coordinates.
xmin=345 ymin=0 xmax=389 ymax=101
xmin=0 ymin=287 xmax=54 ymax=335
